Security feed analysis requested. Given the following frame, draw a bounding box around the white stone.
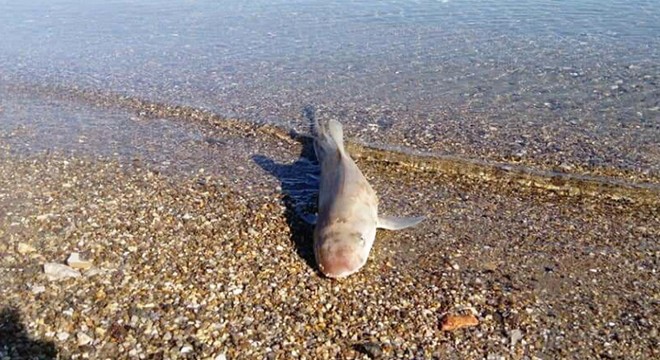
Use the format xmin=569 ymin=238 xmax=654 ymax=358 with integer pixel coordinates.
xmin=180 ymin=345 xmax=193 ymax=354
xmin=231 ymin=287 xmax=243 ymax=295
xmin=44 ymin=263 xmax=81 ymax=281
xmin=486 ymin=354 xmax=504 ymax=360
xmin=56 ymin=331 xmax=70 ymax=341
xmin=30 ymin=284 xmax=46 ymax=294
xmin=510 ymin=329 xmax=523 ymax=347
xmin=83 ymin=267 xmax=106 ymax=277
xmin=67 ymin=252 xmax=93 ymax=270
xmin=36 ymin=213 xmax=52 ymax=221
xmin=214 ymin=354 xmax=227 ymax=360
xmin=17 ymin=242 xmax=36 ymax=254
xmin=77 ymin=332 xmax=93 ymax=346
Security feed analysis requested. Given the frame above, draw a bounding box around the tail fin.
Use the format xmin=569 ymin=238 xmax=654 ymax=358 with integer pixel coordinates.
xmin=304 ymin=106 xmax=346 ymax=162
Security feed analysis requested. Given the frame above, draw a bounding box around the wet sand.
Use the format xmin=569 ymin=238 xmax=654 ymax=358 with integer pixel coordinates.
xmin=1 ymin=88 xmax=658 ymax=359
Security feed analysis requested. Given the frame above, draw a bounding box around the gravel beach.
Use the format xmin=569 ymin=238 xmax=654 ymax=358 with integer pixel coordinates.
xmin=1 ymin=89 xmax=658 ymax=359
xmin=1 ymin=1 xmax=659 ymax=359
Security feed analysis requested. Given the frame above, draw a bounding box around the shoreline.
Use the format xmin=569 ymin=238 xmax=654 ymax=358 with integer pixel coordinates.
xmin=3 ymin=81 xmax=659 ymax=187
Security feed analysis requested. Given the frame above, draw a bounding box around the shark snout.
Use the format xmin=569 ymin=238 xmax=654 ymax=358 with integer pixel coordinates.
xmin=317 ymin=245 xmax=366 ymax=279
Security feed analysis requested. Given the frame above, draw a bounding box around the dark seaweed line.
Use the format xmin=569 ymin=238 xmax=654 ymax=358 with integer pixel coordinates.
xmin=4 ymin=81 xmax=659 ymax=206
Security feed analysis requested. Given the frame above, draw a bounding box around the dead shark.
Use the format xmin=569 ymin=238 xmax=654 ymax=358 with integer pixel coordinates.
xmin=308 ymin=112 xmax=424 ymax=278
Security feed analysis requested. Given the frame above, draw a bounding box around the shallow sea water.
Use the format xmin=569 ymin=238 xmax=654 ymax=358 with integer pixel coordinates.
xmin=0 ymin=0 xmax=658 ymax=180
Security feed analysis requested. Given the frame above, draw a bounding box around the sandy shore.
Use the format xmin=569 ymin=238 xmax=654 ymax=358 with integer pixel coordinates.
xmin=1 ymin=99 xmax=658 ymax=359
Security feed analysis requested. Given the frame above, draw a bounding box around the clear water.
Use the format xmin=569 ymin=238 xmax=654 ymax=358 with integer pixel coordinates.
xmin=1 ymin=0 xmax=658 ymax=178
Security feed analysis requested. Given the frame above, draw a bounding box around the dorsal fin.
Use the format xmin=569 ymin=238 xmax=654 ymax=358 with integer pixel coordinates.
xmin=327 ymin=119 xmax=345 ymax=155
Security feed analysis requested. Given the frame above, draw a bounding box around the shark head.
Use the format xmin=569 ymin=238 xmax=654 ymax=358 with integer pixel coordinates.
xmin=314 ymin=230 xmax=371 ymax=278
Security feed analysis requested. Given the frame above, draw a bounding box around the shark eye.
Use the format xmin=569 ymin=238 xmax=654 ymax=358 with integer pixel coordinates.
xmin=358 ymin=234 xmax=366 ymax=247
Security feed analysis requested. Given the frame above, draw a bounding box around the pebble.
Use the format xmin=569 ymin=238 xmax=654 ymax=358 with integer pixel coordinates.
xmin=56 ymin=331 xmax=71 ymax=341
xmin=440 ymin=314 xmax=479 ymax=331
xmin=36 ymin=213 xmax=52 ymax=221
xmin=231 ymin=286 xmax=244 ymax=295
xmin=483 ymin=262 xmax=498 ymax=272
xmin=214 ymin=354 xmax=227 ymax=360
xmin=510 ymin=329 xmax=523 ymax=347
xmin=514 ymin=149 xmax=527 ymax=157
xmin=17 ymin=242 xmax=37 ymax=254
xmin=559 ymin=162 xmax=573 ymax=171
xmin=356 ymin=342 xmax=383 ymax=359
xmin=44 ymin=263 xmax=81 ymax=281
xmin=67 ymin=252 xmax=94 ymax=270
xmin=95 ymin=327 xmax=107 ymax=337
xmin=84 ymin=267 xmax=108 ymax=277
xmin=77 ymin=331 xmax=93 ymax=346
xmin=181 ymin=345 xmax=194 ymax=354
xmin=30 ymin=284 xmax=46 ymax=294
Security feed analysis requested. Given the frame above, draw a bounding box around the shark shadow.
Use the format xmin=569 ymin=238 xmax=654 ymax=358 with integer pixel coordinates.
xmin=252 ymin=109 xmax=321 ymax=273
xmin=0 ymin=306 xmax=60 ymax=359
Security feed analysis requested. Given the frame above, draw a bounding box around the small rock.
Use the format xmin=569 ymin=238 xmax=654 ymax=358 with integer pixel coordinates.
xmin=36 ymin=213 xmax=52 ymax=221
xmin=214 ymin=354 xmax=227 ymax=360
xmin=513 ymin=149 xmax=527 ymax=158
xmin=440 ymin=314 xmax=479 ymax=331
xmin=17 ymin=242 xmax=36 ymax=254
xmin=487 ymin=354 xmax=504 ymax=360
xmin=56 ymin=331 xmax=70 ymax=341
xmin=95 ymin=327 xmax=107 ymax=337
xmin=84 ymin=267 xmax=106 ymax=277
xmin=510 ymin=329 xmax=523 ymax=347
xmin=30 ymin=284 xmax=46 ymax=294
xmin=180 ymin=345 xmax=193 ymax=354
xmin=67 ymin=252 xmax=93 ymax=270
xmin=558 ymin=163 xmax=573 ymax=172
xmin=483 ymin=262 xmax=498 ymax=272
xmin=355 ymin=342 xmax=383 ymax=359
xmin=77 ymin=332 xmax=93 ymax=346
xmin=44 ymin=263 xmax=81 ymax=281
xmin=231 ymin=286 xmax=243 ymax=295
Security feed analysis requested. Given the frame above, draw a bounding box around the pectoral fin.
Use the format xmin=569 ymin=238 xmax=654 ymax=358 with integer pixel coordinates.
xmin=377 ymin=215 xmax=425 ymax=230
